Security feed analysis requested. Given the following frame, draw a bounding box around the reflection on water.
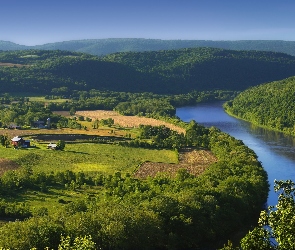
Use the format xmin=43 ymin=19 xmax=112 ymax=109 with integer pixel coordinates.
xmin=176 ymin=102 xmax=295 ymax=206
xmin=248 ymin=124 xmax=295 ymax=158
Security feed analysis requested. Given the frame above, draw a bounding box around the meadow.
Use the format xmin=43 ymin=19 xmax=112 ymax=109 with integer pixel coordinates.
xmin=0 ymin=142 xmax=178 ymax=175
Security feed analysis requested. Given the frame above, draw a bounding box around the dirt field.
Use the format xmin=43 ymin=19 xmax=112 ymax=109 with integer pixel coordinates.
xmin=74 ymin=110 xmax=186 ymax=134
xmin=134 ymin=149 xmax=217 ymax=178
xmin=0 ymin=159 xmax=20 ymax=176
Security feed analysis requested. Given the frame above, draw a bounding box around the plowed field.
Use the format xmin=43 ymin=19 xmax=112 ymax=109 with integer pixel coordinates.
xmin=134 ymin=149 xmax=217 ymax=178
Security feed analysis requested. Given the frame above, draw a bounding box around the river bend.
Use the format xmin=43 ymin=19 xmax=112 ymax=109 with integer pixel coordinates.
xmin=176 ymin=102 xmax=295 ymax=206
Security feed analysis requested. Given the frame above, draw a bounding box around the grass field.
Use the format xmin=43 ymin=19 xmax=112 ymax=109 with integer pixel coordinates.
xmin=29 ymin=97 xmax=70 ymax=103
xmin=0 ymin=143 xmax=178 ymax=175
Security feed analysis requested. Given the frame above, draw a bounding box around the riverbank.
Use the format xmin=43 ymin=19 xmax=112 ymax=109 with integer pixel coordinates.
xmin=223 ymin=101 xmax=295 ymax=137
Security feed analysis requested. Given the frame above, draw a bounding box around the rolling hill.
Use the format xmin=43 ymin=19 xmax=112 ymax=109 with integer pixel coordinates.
xmin=224 ymin=76 xmax=295 ymax=135
xmin=1 ymin=48 xmax=295 ymax=94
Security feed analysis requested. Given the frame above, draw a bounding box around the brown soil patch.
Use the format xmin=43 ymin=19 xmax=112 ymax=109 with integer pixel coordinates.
xmin=75 ymin=110 xmax=186 ymax=134
xmin=0 ymin=159 xmax=20 ymax=176
xmin=134 ymin=149 xmax=217 ymax=179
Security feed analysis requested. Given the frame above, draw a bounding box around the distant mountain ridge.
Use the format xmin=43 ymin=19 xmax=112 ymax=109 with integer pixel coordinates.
xmin=1 ymin=38 xmax=295 ymax=56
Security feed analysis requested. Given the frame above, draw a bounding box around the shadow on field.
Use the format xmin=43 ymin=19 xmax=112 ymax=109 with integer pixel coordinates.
xmin=66 ymin=150 xmax=89 ymax=155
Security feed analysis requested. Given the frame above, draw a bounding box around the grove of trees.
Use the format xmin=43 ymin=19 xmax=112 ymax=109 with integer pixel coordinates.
xmin=224 ymin=76 xmax=295 ymax=136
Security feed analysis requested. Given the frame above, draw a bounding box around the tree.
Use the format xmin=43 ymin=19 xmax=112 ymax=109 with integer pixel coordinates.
xmin=0 ymin=134 xmax=9 ymax=147
xmin=56 ymin=140 xmax=66 ymax=150
xmin=229 ymin=180 xmax=295 ymax=250
xmin=69 ymin=107 xmax=76 ymax=116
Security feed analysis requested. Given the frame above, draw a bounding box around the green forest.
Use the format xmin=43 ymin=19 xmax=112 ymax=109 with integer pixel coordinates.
xmin=224 ymin=76 xmax=295 ymax=136
xmin=1 ymin=48 xmax=295 ymax=94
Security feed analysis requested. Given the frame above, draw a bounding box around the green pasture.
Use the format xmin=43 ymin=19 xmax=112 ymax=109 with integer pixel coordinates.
xmin=7 ymin=93 xmax=69 ymax=103
xmin=0 ymin=143 xmax=178 ymax=175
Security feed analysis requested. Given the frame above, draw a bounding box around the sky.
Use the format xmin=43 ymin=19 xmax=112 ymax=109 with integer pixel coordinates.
xmin=2 ymin=0 xmax=295 ymax=45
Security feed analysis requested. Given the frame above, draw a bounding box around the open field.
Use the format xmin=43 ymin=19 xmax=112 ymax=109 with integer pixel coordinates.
xmin=74 ymin=110 xmax=186 ymax=134
xmin=0 ymin=111 xmax=213 ymax=178
xmin=0 ymin=143 xmax=178 ymax=175
xmin=29 ymin=97 xmax=70 ymax=103
xmin=134 ymin=149 xmax=217 ymax=178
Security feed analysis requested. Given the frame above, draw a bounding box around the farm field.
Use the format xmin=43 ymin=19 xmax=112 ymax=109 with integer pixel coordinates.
xmin=0 ymin=109 xmax=219 ymax=178
xmin=0 ymin=143 xmax=178 ymax=175
xmin=0 ymin=109 xmax=217 ymax=177
xmin=134 ymin=149 xmax=217 ymax=178
xmin=74 ymin=110 xmax=186 ymax=134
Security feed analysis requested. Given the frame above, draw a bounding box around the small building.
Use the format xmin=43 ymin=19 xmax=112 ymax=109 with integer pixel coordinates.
xmin=11 ymin=136 xmax=30 ymax=148
xmin=11 ymin=136 xmax=24 ymax=147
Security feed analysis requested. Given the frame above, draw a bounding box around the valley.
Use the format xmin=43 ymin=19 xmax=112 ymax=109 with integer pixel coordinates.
xmin=0 ymin=43 xmax=293 ymax=249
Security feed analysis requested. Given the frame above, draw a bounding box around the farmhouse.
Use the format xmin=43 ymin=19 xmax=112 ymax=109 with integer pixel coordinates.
xmin=11 ymin=136 xmax=30 ymax=148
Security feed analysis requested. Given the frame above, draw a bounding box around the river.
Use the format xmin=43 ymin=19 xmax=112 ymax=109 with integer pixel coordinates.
xmin=176 ymin=101 xmax=295 ymax=206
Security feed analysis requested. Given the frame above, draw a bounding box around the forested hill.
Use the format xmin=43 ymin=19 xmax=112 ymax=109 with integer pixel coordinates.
xmin=224 ymin=76 xmax=295 ymax=135
xmin=1 ymin=38 xmax=295 ymax=56
xmin=1 ymin=48 xmax=295 ymax=94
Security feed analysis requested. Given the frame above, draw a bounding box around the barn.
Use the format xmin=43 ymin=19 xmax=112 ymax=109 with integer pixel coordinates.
xmin=11 ymin=136 xmax=30 ymax=148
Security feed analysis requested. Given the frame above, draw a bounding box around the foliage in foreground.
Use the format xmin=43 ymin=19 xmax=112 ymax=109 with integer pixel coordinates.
xmin=222 ymin=180 xmax=295 ymax=250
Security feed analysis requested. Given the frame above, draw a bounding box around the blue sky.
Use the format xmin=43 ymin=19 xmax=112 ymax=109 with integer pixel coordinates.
xmin=2 ymin=0 xmax=295 ymax=45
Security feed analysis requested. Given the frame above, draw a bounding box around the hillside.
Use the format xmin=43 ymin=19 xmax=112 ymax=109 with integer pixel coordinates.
xmin=1 ymin=48 xmax=295 ymax=94
xmin=2 ymin=38 xmax=295 ymax=56
xmin=224 ymin=76 xmax=295 ymax=135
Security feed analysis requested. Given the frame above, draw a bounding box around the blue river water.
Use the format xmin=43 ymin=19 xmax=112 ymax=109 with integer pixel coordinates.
xmin=176 ymin=102 xmax=295 ymax=206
